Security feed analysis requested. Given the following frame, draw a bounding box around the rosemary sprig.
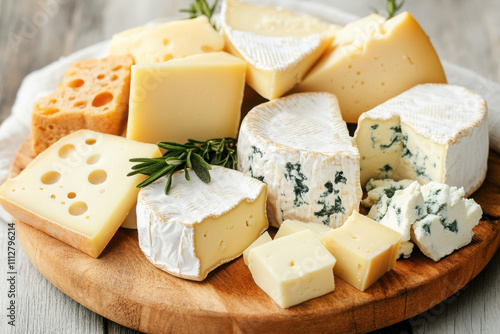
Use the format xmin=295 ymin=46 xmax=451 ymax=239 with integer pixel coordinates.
xmin=373 ymin=0 xmax=405 ymax=20
xmin=179 ymin=0 xmax=220 ymax=29
xmin=128 ymin=137 xmax=238 ymax=195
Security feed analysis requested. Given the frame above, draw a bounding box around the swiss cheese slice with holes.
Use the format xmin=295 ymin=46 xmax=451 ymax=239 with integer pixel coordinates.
xmin=32 ymin=55 xmax=134 ymax=154
xmin=0 ymin=130 xmax=160 ymax=257
xmin=109 ymin=16 xmax=224 ymax=64
xmin=137 ymin=166 xmax=268 ymax=281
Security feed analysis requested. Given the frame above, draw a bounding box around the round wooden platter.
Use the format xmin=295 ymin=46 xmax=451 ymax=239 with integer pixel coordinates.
xmin=9 ymin=138 xmax=500 ymax=334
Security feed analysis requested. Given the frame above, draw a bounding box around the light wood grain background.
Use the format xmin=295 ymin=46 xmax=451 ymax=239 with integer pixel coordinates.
xmin=0 ymin=0 xmax=499 ymax=333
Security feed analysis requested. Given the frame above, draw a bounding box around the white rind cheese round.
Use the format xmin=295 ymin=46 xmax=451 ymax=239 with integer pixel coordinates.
xmin=137 ymin=166 xmax=268 ymax=281
xmin=238 ymin=92 xmax=362 ymax=228
xmin=354 ymin=83 xmax=488 ymax=196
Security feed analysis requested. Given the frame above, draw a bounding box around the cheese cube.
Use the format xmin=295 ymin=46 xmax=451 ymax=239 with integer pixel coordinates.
xmin=274 ymin=219 xmax=332 ymax=244
xmin=109 ymin=16 xmax=224 ymax=64
xmin=243 ymin=231 xmax=272 ymax=265
xmin=221 ymin=0 xmax=337 ymax=100
xmin=0 ymin=130 xmax=160 ymax=257
xmin=137 ymin=166 xmax=268 ymax=281
xmin=324 ymin=211 xmax=401 ymax=291
xmin=248 ymin=230 xmax=336 ymax=308
xmin=296 ymin=12 xmax=446 ymax=123
xmin=127 ymin=52 xmax=246 ymax=145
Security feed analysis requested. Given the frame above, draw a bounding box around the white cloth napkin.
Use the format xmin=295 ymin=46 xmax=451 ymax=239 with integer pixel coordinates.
xmin=0 ymin=39 xmax=499 ymax=225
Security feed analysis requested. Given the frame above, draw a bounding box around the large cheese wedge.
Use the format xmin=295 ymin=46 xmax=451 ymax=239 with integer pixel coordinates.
xmin=247 ymin=230 xmax=336 ymax=308
xmin=220 ymin=0 xmax=337 ymax=100
xmin=295 ymin=12 xmax=447 ymax=123
xmin=137 ymin=166 xmax=268 ymax=281
xmin=0 ymin=130 xmax=160 ymax=257
xmin=238 ymin=92 xmax=362 ymax=228
xmin=323 ymin=211 xmax=402 ymax=291
xmin=354 ymin=84 xmax=488 ymax=196
xmin=109 ymin=16 xmax=224 ymax=64
xmin=127 ymin=51 xmax=246 ymax=145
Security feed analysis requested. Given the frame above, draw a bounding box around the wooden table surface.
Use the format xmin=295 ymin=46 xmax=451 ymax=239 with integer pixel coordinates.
xmin=0 ymin=0 xmax=499 ymax=333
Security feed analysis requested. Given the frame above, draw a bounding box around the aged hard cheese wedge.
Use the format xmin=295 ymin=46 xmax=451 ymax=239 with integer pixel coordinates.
xmin=109 ymin=16 xmax=224 ymax=64
xmin=274 ymin=219 xmax=332 ymax=244
xmin=324 ymin=211 xmax=402 ymax=291
xmin=221 ymin=0 xmax=336 ymax=100
xmin=137 ymin=166 xmax=268 ymax=281
xmin=412 ymin=182 xmax=482 ymax=261
xmin=354 ymin=84 xmax=488 ymax=196
xmin=243 ymin=231 xmax=272 ymax=265
xmin=247 ymin=230 xmax=336 ymax=308
xmin=238 ymin=92 xmax=362 ymax=228
xmin=295 ymin=12 xmax=446 ymax=123
xmin=127 ymin=52 xmax=246 ymax=145
xmin=0 ymin=130 xmax=160 ymax=257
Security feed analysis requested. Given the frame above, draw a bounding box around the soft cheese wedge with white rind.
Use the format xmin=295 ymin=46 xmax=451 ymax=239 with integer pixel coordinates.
xmin=137 ymin=166 xmax=268 ymax=281
xmin=221 ymin=0 xmax=336 ymax=100
xmin=295 ymin=12 xmax=446 ymax=123
xmin=248 ymin=230 xmax=336 ymax=308
xmin=109 ymin=16 xmax=224 ymax=64
xmin=411 ymin=182 xmax=482 ymax=261
xmin=0 ymin=130 xmax=161 ymax=257
xmin=354 ymin=84 xmax=488 ymax=196
xmin=238 ymin=92 xmax=362 ymax=228
xmin=127 ymin=51 xmax=246 ymax=145
xmin=324 ymin=211 xmax=402 ymax=291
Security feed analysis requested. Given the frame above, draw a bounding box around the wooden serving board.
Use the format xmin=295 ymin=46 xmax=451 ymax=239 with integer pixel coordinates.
xmin=9 ymin=138 xmax=500 ymax=334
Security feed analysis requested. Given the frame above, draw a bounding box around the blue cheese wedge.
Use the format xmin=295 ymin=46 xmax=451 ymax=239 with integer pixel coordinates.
xmin=411 ymin=182 xmax=482 ymax=261
xmin=354 ymin=84 xmax=488 ymax=196
xmin=362 ymin=178 xmax=414 ymax=208
xmin=238 ymin=92 xmax=362 ymax=228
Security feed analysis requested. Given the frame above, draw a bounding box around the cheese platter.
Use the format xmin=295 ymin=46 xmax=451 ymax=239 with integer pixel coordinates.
xmin=1 ymin=0 xmax=500 ymax=333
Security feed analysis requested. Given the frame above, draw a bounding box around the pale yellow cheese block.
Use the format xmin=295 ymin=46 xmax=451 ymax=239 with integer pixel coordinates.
xmin=295 ymin=12 xmax=447 ymax=123
xmin=323 ymin=211 xmax=402 ymax=291
xmin=274 ymin=219 xmax=332 ymax=244
xmin=0 ymin=130 xmax=160 ymax=257
xmin=126 ymin=51 xmax=246 ymax=145
xmin=243 ymin=231 xmax=272 ymax=265
xmin=248 ymin=230 xmax=336 ymax=308
xmin=109 ymin=16 xmax=224 ymax=64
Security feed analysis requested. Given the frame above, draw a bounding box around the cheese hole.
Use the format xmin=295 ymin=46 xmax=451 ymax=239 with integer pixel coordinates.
xmin=163 ymin=54 xmax=173 ymax=62
xmin=86 ymin=154 xmax=100 ymax=165
xmin=219 ymin=240 xmax=226 ymax=250
xmin=163 ymin=38 xmax=170 ymax=45
xmin=68 ymin=79 xmax=84 ymax=88
xmin=290 ymin=261 xmax=295 ymax=267
xmin=88 ymin=170 xmax=107 ymax=185
xmin=85 ymin=138 xmax=96 ymax=145
xmin=41 ymin=108 xmax=59 ymax=115
xmin=67 ymin=192 xmax=76 ymax=199
xmin=41 ymin=171 xmax=61 ymax=185
xmin=85 ymin=216 xmax=90 ymax=219
xmin=61 ymin=201 xmax=65 ymax=205
xmin=112 ymin=65 xmax=122 ymax=71
xmin=99 ymin=189 xmax=105 ymax=194
xmin=357 ymin=264 xmax=362 ymax=271
xmin=246 ymin=215 xmax=254 ymax=227
xmin=49 ymin=99 xmax=57 ymax=104
xmin=58 ymin=144 xmax=76 ymax=159
xmin=92 ymin=92 xmax=113 ymax=107
xmin=111 ymin=74 xmax=118 ymax=81
xmin=74 ymin=101 xmax=87 ymax=109
xmin=204 ymin=232 xmax=208 ymax=238
xmin=381 ymin=82 xmax=385 ymax=86
xmin=97 ymin=74 xmax=105 ymax=80
xmin=50 ymin=194 xmax=56 ymax=199
xmin=201 ymin=45 xmax=214 ymax=52
xmin=68 ymin=201 xmax=88 ymax=216
xmin=349 ymin=232 xmax=358 ymax=240
xmin=68 ymin=96 xmax=75 ymax=101
xmin=11 ymin=189 xmax=15 ymax=192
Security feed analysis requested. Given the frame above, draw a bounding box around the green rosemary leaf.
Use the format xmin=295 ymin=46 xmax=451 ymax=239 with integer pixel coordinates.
xmin=179 ymin=0 xmax=219 ymax=29
xmin=374 ymin=0 xmax=405 ymax=20
xmin=136 ymin=164 xmax=176 ymax=188
xmin=192 ymin=152 xmax=212 ymax=170
xmin=191 ymin=156 xmax=211 ymax=184
xmin=157 ymin=142 xmax=187 ymax=151
xmin=184 ymin=166 xmax=191 ymax=181
xmin=164 ymin=172 xmax=173 ymax=195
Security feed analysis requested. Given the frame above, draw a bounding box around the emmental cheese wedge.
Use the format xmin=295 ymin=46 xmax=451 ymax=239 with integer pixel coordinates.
xmin=127 ymin=51 xmax=246 ymax=145
xmin=221 ymin=0 xmax=337 ymax=100
xmin=137 ymin=166 xmax=268 ymax=281
xmin=247 ymin=230 xmax=336 ymax=308
xmin=324 ymin=212 xmax=402 ymax=291
xmin=354 ymin=84 xmax=488 ymax=196
xmin=295 ymin=12 xmax=446 ymax=123
xmin=238 ymin=92 xmax=362 ymax=228
xmin=109 ymin=16 xmax=224 ymax=64
xmin=0 ymin=130 xmax=161 ymax=257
